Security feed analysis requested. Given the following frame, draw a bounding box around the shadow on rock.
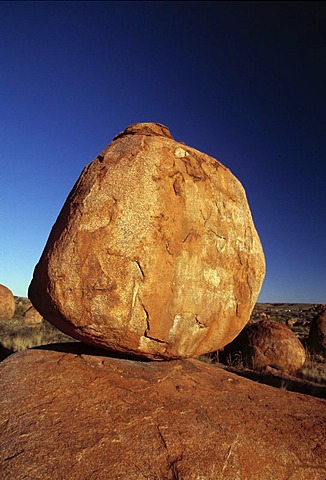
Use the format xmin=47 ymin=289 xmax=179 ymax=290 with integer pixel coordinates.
xmin=34 ymin=342 xmax=152 ymax=362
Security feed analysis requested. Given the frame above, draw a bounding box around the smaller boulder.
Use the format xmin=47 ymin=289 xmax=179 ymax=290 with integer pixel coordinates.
xmin=0 ymin=284 xmax=15 ymax=320
xmin=286 ymin=318 xmax=297 ymax=328
xmin=23 ymin=306 xmax=43 ymax=324
xmin=223 ymin=320 xmax=306 ymax=373
xmin=308 ymin=307 xmax=326 ymax=355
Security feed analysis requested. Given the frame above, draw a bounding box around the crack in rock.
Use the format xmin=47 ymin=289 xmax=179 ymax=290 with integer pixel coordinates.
xmin=182 ymin=230 xmax=201 ymax=243
xmin=157 ymin=426 xmax=183 ymax=480
xmin=144 ymin=334 xmax=169 ymax=345
xmin=4 ymin=449 xmax=25 ymax=462
xmin=133 ymin=260 xmax=145 ymax=280
xmin=172 ymin=172 xmax=185 ymax=196
xmin=208 ymin=228 xmax=226 ymax=240
xmin=220 ymin=434 xmax=239 ymax=477
xmin=200 ymin=207 xmax=213 ymax=226
xmin=142 ymin=303 xmax=169 ymax=345
xmin=195 ymin=315 xmax=207 ymax=329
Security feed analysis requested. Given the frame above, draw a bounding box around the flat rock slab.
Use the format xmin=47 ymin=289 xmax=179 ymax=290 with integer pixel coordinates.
xmin=1 ymin=347 xmax=325 ymax=480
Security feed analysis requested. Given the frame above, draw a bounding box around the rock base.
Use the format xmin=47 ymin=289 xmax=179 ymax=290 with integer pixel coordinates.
xmin=1 ymin=346 xmax=325 ymax=479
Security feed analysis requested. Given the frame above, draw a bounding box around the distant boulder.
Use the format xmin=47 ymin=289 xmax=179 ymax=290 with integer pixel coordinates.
xmin=286 ymin=318 xmax=297 ymax=328
xmin=0 ymin=284 xmax=15 ymax=320
xmin=308 ymin=307 xmax=326 ymax=355
xmin=23 ymin=305 xmax=43 ymax=324
xmin=223 ymin=320 xmax=306 ymax=373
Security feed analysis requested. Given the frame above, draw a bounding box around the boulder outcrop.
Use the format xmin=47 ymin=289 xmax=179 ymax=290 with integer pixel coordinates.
xmin=29 ymin=122 xmax=265 ymax=359
xmin=0 ymin=284 xmax=15 ymax=320
xmin=0 ymin=347 xmax=325 ymax=480
xmin=223 ymin=319 xmax=306 ymax=373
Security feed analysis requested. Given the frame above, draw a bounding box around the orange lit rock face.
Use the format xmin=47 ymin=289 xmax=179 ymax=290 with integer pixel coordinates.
xmin=29 ymin=123 xmax=265 ymax=359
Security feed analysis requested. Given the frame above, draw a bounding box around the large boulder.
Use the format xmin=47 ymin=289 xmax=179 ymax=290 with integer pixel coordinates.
xmin=308 ymin=307 xmax=326 ymax=355
xmin=0 ymin=284 xmax=15 ymax=320
xmin=0 ymin=347 xmax=325 ymax=480
xmin=223 ymin=320 xmax=306 ymax=373
xmin=29 ymin=122 xmax=265 ymax=359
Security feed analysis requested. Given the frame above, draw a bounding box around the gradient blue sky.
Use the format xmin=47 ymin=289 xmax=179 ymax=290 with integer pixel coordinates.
xmin=1 ymin=1 xmax=325 ymax=302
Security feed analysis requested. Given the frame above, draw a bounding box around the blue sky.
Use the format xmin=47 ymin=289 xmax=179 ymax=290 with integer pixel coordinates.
xmin=1 ymin=1 xmax=325 ymax=302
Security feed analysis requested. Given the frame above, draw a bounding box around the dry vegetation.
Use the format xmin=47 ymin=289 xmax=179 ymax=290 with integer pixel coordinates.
xmin=0 ymin=297 xmax=76 ymax=361
xmin=1 ymin=299 xmax=325 ymax=397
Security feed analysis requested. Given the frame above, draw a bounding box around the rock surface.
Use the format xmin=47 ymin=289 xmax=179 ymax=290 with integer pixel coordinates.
xmin=308 ymin=307 xmax=326 ymax=354
xmin=29 ymin=122 xmax=265 ymax=359
xmin=223 ymin=320 xmax=306 ymax=373
xmin=0 ymin=284 xmax=15 ymax=320
xmin=0 ymin=347 xmax=325 ymax=480
xmin=23 ymin=305 xmax=43 ymax=324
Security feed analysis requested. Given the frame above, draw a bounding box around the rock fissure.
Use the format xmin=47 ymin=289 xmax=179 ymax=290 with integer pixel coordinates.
xmin=133 ymin=260 xmax=145 ymax=280
xmin=144 ymin=333 xmax=169 ymax=345
xmin=208 ymin=228 xmax=226 ymax=240
xmin=141 ymin=302 xmax=150 ymax=332
xmin=200 ymin=207 xmax=213 ymax=226
xmin=171 ymin=172 xmax=185 ymax=196
xmin=157 ymin=425 xmax=183 ymax=480
xmin=221 ymin=434 xmax=240 ymax=477
xmin=195 ymin=316 xmax=207 ymax=329
xmin=4 ymin=450 xmax=25 ymax=462
xmin=141 ymin=303 xmax=168 ymax=344
xmin=168 ymin=455 xmax=183 ymax=480
xmin=182 ymin=230 xmax=200 ymax=243
xmin=157 ymin=425 xmax=168 ymax=450
xmin=56 ymin=353 xmax=75 ymax=365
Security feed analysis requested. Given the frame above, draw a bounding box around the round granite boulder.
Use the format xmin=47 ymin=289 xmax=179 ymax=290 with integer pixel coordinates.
xmin=224 ymin=320 xmax=306 ymax=373
xmin=29 ymin=123 xmax=265 ymax=359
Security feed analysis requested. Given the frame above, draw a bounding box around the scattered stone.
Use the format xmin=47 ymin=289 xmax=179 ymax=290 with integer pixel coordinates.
xmin=23 ymin=305 xmax=43 ymax=324
xmin=308 ymin=307 xmax=326 ymax=355
xmin=0 ymin=284 xmax=15 ymax=320
xmin=29 ymin=123 xmax=265 ymax=360
xmin=286 ymin=318 xmax=296 ymax=328
xmin=0 ymin=348 xmax=325 ymax=480
xmin=223 ymin=320 xmax=306 ymax=373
